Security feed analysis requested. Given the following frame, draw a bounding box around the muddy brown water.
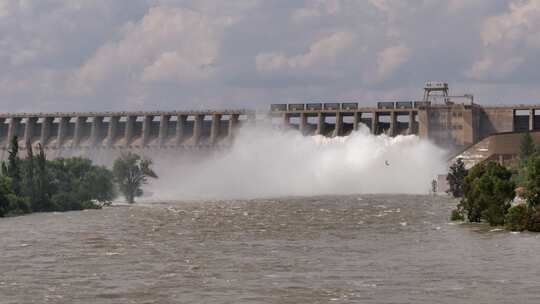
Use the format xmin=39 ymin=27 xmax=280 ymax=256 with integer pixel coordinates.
xmin=1 ymin=195 xmax=540 ymax=303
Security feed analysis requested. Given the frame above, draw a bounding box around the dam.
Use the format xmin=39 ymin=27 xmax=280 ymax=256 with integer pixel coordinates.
xmin=0 ymin=110 xmax=254 ymax=160
xmin=0 ymin=82 xmax=539 ymax=166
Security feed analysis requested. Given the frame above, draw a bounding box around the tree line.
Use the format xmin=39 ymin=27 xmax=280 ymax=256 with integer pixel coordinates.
xmin=447 ymin=132 xmax=540 ymax=231
xmin=0 ymin=136 xmax=157 ymax=217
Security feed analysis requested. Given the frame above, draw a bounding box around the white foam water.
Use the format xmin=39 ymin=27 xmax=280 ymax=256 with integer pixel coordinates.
xmin=149 ymin=124 xmax=447 ymax=200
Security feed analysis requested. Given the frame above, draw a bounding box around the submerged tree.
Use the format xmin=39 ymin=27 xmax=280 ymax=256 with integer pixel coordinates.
xmin=447 ymin=158 xmax=467 ymax=198
xmin=112 ymin=153 xmax=157 ymax=204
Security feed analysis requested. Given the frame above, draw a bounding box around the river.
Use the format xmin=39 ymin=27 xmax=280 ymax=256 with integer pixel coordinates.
xmin=1 ymin=194 xmax=539 ymax=303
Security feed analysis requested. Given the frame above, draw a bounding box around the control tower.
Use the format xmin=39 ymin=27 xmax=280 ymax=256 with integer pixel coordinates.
xmin=423 ymin=81 xmax=449 ymax=104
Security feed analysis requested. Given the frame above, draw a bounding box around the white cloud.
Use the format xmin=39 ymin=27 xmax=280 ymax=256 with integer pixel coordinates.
xmin=291 ymin=0 xmax=341 ymax=22
xmin=367 ymin=44 xmax=412 ymax=84
xmin=466 ymin=0 xmax=540 ymax=80
xmin=70 ymin=6 xmax=231 ymax=95
xmin=1 ymin=1 xmax=539 ymax=112
xmin=256 ymin=31 xmax=355 ymax=72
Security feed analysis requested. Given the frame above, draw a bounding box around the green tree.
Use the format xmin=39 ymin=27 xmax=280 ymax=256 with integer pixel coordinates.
xmin=505 ymin=204 xmax=529 ymax=231
xmin=519 ymin=132 xmax=534 ymax=165
xmin=113 ymin=153 xmax=157 ymax=204
xmin=0 ymin=176 xmax=11 ymax=217
xmin=47 ymin=157 xmax=116 ymax=210
xmin=22 ymin=142 xmax=38 ymax=210
xmin=523 ymin=155 xmax=540 ymax=207
xmin=0 ymin=175 xmax=29 ymax=217
xmin=6 ymin=136 xmax=21 ymax=195
xmin=447 ymin=158 xmax=467 ymax=198
xmin=459 ymin=161 xmax=515 ymax=225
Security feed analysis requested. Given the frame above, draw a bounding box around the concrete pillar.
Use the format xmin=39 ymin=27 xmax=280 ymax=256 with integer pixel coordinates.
xmin=158 ymin=115 xmax=170 ymax=146
xmin=57 ymin=117 xmax=69 ymax=149
xmin=0 ymin=118 xmax=6 ymax=145
xmin=40 ymin=117 xmax=53 ymax=146
xmin=316 ymin=113 xmax=325 ymax=135
xmin=335 ymin=112 xmax=343 ymax=137
xmin=176 ymin=115 xmax=187 ymax=146
xmin=210 ymin=114 xmax=221 ymax=144
xmin=73 ymin=116 xmax=86 ymax=147
xmin=418 ymin=110 xmax=429 ymax=139
xmin=24 ymin=117 xmax=37 ymax=145
xmin=142 ymin=115 xmax=153 ymax=146
xmin=7 ymin=117 xmax=21 ymax=145
xmin=282 ymin=113 xmax=290 ymax=129
xmin=90 ymin=116 xmax=103 ymax=146
xmin=299 ymin=113 xmax=307 ymax=135
xmin=107 ymin=116 xmax=119 ymax=147
xmin=125 ymin=116 xmax=136 ymax=146
xmin=371 ymin=112 xmax=377 ymax=134
xmin=228 ymin=114 xmax=239 ymax=137
xmin=192 ymin=115 xmax=203 ymax=145
xmin=408 ymin=111 xmax=415 ymax=135
xmin=353 ymin=112 xmax=360 ymax=131
xmin=389 ymin=111 xmax=396 ymax=136
xmin=530 ymin=109 xmax=535 ymax=131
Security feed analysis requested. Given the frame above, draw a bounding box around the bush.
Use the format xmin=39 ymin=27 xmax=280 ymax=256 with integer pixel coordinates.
xmin=5 ymin=194 xmax=30 ymax=216
xmin=505 ymin=204 xmax=529 ymax=231
xmin=527 ymin=208 xmax=540 ymax=232
xmin=459 ymin=162 xmax=515 ymax=225
xmin=450 ymin=209 xmax=464 ymax=221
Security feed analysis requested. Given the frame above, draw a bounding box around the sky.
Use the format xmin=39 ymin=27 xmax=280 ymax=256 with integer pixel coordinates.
xmin=1 ymin=0 xmax=540 ymax=113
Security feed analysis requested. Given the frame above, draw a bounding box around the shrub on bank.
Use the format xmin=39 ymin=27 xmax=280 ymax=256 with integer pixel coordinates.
xmin=504 ymin=204 xmax=529 ymax=231
xmin=526 ymin=208 xmax=540 ymax=232
xmin=450 ymin=208 xmax=464 ymax=221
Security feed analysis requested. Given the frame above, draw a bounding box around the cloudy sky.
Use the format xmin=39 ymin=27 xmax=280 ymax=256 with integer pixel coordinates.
xmin=1 ymin=0 xmax=540 ymax=112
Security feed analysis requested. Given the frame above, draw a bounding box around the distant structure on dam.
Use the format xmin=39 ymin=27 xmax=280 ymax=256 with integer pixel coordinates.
xmin=270 ymin=82 xmax=540 ymax=167
xmin=0 ymin=82 xmax=539 ymax=166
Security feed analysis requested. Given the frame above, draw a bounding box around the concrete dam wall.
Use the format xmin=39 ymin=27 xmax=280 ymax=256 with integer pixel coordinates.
xmin=3 ymin=99 xmax=540 ymax=164
xmin=0 ymin=110 xmax=254 ymax=162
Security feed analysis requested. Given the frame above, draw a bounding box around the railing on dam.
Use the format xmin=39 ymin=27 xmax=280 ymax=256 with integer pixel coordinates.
xmin=0 ymin=110 xmax=255 ymax=151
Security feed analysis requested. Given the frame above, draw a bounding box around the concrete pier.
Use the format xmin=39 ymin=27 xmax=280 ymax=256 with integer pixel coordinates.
xmin=228 ymin=114 xmax=239 ymax=138
xmin=192 ymin=115 xmax=203 ymax=145
xmin=40 ymin=117 xmax=53 ymax=146
xmin=107 ymin=116 xmax=119 ymax=147
xmin=24 ymin=117 xmax=37 ymax=145
xmin=7 ymin=118 xmax=21 ymax=147
xmin=353 ymin=113 xmax=360 ymax=131
xmin=73 ymin=117 xmax=85 ymax=147
xmin=125 ymin=116 xmax=136 ymax=146
xmin=316 ymin=113 xmax=325 ymax=135
xmin=158 ymin=115 xmax=170 ymax=146
xmin=176 ymin=115 xmax=187 ymax=146
xmin=90 ymin=116 xmax=103 ymax=146
xmin=57 ymin=117 xmax=69 ymax=148
xmin=210 ymin=114 xmax=221 ymax=144
xmin=142 ymin=115 xmax=153 ymax=147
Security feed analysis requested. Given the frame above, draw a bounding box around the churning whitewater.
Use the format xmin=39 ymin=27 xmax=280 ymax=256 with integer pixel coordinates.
xmin=149 ymin=125 xmax=447 ymax=200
